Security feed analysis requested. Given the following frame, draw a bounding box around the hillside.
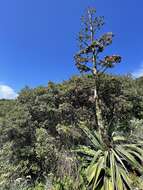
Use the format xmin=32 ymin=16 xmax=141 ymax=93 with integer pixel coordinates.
xmin=0 ymin=74 xmax=143 ymax=189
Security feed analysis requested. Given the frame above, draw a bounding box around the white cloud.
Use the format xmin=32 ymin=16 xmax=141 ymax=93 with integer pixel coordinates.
xmin=132 ymin=62 xmax=143 ymax=78
xmin=0 ymin=85 xmax=18 ymax=99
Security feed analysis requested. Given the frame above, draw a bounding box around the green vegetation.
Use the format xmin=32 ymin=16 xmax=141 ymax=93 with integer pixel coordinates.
xmin=0 ymin=8 xmax=143 ymax=190
xmin=75 ymin=123 xmax=143 ymax=189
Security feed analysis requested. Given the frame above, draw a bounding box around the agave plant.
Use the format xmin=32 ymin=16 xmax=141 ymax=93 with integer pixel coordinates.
xmin=75 ymin=122 xmax=143 ymax=190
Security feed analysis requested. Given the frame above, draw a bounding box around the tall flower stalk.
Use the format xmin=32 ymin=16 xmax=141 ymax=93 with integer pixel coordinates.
xmin=74 ymin=8 xmax=121 ymax=142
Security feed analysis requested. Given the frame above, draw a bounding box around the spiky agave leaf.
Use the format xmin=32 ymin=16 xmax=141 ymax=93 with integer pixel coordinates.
xmin=75 ymin=124 xmax=143 ymax=190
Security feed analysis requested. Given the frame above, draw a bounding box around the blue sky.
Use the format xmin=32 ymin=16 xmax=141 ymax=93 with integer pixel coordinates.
xmin=0 ymin=0 xmax=143 ymax=98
